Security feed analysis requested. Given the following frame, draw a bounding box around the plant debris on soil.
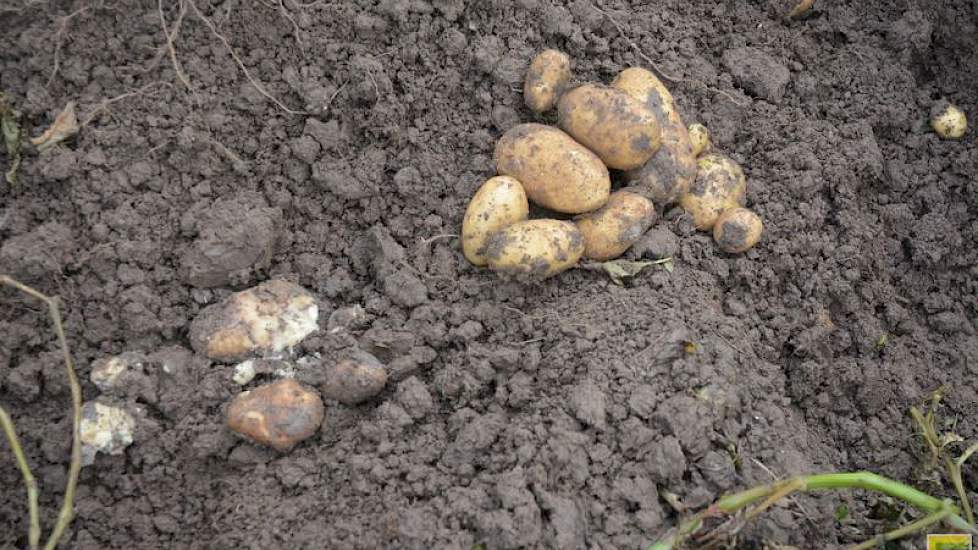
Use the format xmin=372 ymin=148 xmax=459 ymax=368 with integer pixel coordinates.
xmin=1 ymin=1 xmax=977 ymax=549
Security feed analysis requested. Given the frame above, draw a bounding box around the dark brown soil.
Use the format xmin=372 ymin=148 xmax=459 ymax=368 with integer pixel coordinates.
xmin=2 ymin=0 xmax=977 ymax=548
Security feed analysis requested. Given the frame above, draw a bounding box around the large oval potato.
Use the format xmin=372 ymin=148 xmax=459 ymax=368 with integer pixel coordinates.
xmin=557 ymin=84 xmax=661 ymax=171
xmin=681 ymin=153 xmax=747 ymax=230
xmin=524 ymin=49 xmax=572 ymax=114
xmin=713 ymin=207 xmax=763 ymax=253
xmin=484 ymin=219 xmax=585 ymax=280
xmin=462 ymin=176 xmax=529 ymax=266
xmin=575 ymin=190 xmax=656 ymax=261
xmin=494 ymin=123 xmax=610 ymax=214
xmin=613 ymin=68 xmax=697 ymax=205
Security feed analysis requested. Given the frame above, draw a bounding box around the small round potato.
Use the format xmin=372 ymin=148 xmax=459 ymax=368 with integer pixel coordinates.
xmin=484 ymin=219 xmax=585 ymax=280
xmin=495 ymin=123 xmax=610 ymax=214
xmin=687 ymin=123 xmax=712 ymax=157
xmin=931 ymin=103 xmax=967 ymax=140
xmin=462 ymin=176 xmax=529 ymax=266
xmin=713 ymin=208 xmax=763 ymax=253
xmin=524 ymin=49 xmax=572 ymax=114
xmin=681 ymin=153 xmax=747 ymax=230
xmin=575 ymin=191 xmax=656 ymax=261
xmin=226 ymin=378 xmax=324 ymax=452
xmin=613 ymin=68 xmax=697 ymax=204
xmin=557 ymin=83 xmax=662 ymax=171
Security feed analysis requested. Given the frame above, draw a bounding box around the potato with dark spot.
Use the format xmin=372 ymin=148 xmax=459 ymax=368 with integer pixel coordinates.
xmin=688 ymin=123 xmax=711 ymax=157
xmin=321 ymin=350 xmax=388 ymax=405
xmin=226 ymin=378 xmax=324 ymax=452
xmin=484 ymin=219 xmax=585 ymax=280
xmin=462 ymin=176 xmax=529 ymax=266
xmin=931 ymin=102 xmax=967 ymax=139
xmin=557 ymin=83 xmax=661 ymax=171
xmin=713 ymin=208 xmax=763 ymax=253
xmin=681 ymin=153 xmax=747 ymax=230
xmin=575 ymin=191 xmax=656 ymax=261
xmin=524 ymin=49 xmax=571 ymax=114
xmin=612 ymin=68 xmax=697 ymax=205
xmin=495 ymin=123 xmax=610 ymax=214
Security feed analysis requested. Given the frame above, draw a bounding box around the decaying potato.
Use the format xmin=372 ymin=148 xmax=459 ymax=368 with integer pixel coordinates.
xmin=226 ymin=378 xmax=324 ymax=452
xmin=713 ymin=208 xmax=763 ymax=253
xmin=495 ymin=123 xmax=610 ymax=213
xmin=462 ymin=176 xmax=529 ymax=266
xmin=80 ymin=401 xmax=136 ymax=466
xmin=687 ymin=123 xmax=711 ymax=157
xmin=768 ymin=0 xmax=815 ymax=19
xmin=189 ymin=280 xmax=319 ymax=362
xmin=931 ymin=103 xmax=967 ymax=140
xmin=612 ymin=68 xmax=697 ymax=205
xmin=524 ymin=49 xmax=572 ymax=114
xmin=321 ymin=350 xmax=389 ymax=406
xmin=681 ymin=153 xmax=747 ymax=230
xmin=484 ymin=219 xmax=585 ymax=279
xmin=557 ymin=83 xmax=662 ymax=171
xmin=575 ymin=191 xmax=656 ymax=261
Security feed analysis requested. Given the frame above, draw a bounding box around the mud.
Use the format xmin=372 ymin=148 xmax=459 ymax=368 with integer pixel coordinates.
xmin=2 ymin=0 xmax=977 ymax=549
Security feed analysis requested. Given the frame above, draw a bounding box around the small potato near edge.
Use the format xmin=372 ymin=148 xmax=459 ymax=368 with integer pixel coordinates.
xmin=681 ymin=153 xmax=747 ymax=230
xmin=575 ymin=191 xmax=656 ymax=261
xmin=484 ymin=219 xmax=585 ymax=280
xmin=524 ymin=49 xmax=572 ymax=114
xmin=462 ymin=176 xmax=529 ymax=266
xmin=713 ymin=208 xmax=763 ymax=253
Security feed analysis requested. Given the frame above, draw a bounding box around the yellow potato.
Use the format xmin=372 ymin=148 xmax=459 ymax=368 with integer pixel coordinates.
xmin=495 ymin=123 xmax=610 ymax=214
xmin=612 ymin=68 xmax=696 ymax=205
xmin=931 ymin=103 xmax=967 ymax=139
xmin=681 ymin=153 xmax=747 ymax=230
xmin=524 ymin=49 xmax=572 ymax=114
xmin=557 ymin=83 xmax=661 ymax=170
xmin=484 ymin=219 xmax=584 ymax=280
xmin=713 ymin=208 xmax=763 ymax=253
xmin=462 ymin=176 xmax=529 ymax=266
xmin=687 ymin=123 xmax=711 ymax=157
xmin=575 ymin=191 xmax=656 ymax=261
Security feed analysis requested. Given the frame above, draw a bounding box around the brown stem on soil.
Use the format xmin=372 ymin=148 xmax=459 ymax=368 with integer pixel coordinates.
xmin=0 ymin=406 xmax=41 ymax=549
xmin=591 ymin=3 xmax=750 ymax=108
xmin=81 ymin=81 xmax=171 ymax=127
xmin=0 ymin=275 xmax=83 ymax=550
xmin=159 ymin=0 xmax=194 ymax=94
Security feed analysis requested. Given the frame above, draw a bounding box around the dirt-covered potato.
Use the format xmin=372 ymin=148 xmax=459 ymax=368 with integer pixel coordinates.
xmin=226 ymin=378 xmax=324 ymax=452
xmin=495 ymin=123 xmax=610 ymax=213
xmin=612 ymin=68 xmax=697 ymax=205
xmin=484 ymin=219 xmax=585 ymax=280
xmin=524 ymin=49 xmax=571 ymax=114
xmin=575 ymin=191 xmax=656 ymax=261
xmin=462 ymin=176 xmax=529 ymax=266
xmin=557 ymin=83 xmax=661 ymax=171
xmin=713 ymin=208 xmax=763 ymax=253
xmin=321 ymin=350 xmax=388 ymax=406
xmin=681 ymin=153 xmax=747 ymax=230
xmin=687 ymin=123 xmax=711 ymax=157
xmin=769 ymin=0 xmax=815 ymax=19
xmin=931 ymin=103 xmax=967 ymax=139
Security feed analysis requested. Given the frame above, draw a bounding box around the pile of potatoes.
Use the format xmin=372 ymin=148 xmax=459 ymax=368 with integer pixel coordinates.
xmin=462 ymin=49 xmax=764 ymax=280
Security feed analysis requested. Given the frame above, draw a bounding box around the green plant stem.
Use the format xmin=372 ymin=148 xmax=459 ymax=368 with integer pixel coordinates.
xmin=850 ymin=506 xmax=951 ymax=550
xmin=647 ymin=471 xmax=977 ymax=550
xmin=0 ymin=405 xmax=41 ymax=549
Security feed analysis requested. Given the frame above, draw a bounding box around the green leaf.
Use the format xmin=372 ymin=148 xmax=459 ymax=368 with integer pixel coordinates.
xmin=834 ymin=503 xmax=848 ymax=521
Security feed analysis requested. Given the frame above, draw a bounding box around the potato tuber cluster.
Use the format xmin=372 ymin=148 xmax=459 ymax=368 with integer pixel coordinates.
xmin=461 ymin=49 xmax=764 ymax=281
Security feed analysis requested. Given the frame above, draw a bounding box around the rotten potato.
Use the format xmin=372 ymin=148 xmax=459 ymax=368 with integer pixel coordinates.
xmin=612 ymin=68 xmax=697 ymax=205
xmin=484 ymin=219 xmax=585 ymax=280
xmin=713 ymin=208 xmax=763 ymax=253
xmin=321 ymin=350 xmax=389 ymax=406
xmin=226 ymin=378 xmax=324 ymax=452
xmin=681 ymin=153 xmax=747 ymax=230
xmin=524 ymin=49 xmax=572 ymax=114
xmin=462 ymin=176 xmax=529 ymax=266
xmin=931 ymin=102 xmax=967 ymax=140
xmin=557 ymin=83 xmax=662 ymax=171
xmin=494 ymin=123 xmax=610 ymax=213
xmin=687 ymin=123 xmax=711 ymax=157
xmin=575 ymin=190 xmax=656 ymax=261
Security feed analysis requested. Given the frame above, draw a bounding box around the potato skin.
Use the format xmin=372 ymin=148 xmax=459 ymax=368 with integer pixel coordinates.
xmin=613 ymin=68 xmax=697 ymax=205
xmin=687 ymin=123 xmax=711 ymax=157
xmin=462 ymin=176 xmax=529 ymax=266
xmin=557 ymin=84 xmax=661 ymax=171
xmin=931 ymin=103 xmax=967 ymax=139
xmin=681 ymin=153 xmax=747 ymax=230
xmin=575 ymin=191 xmax=656 ymax=261
xmin=226 ymin=378 xmax=324 ymax=452
xmin=494 ymin=123 xmax=610 ymax=214
xmin=713 ymin=208 xmax=763 ymax=253
xmin=484 ymin=219 xmax=585 ymax=280
xmin=524 ymin=49 xmax=572 ymax=114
